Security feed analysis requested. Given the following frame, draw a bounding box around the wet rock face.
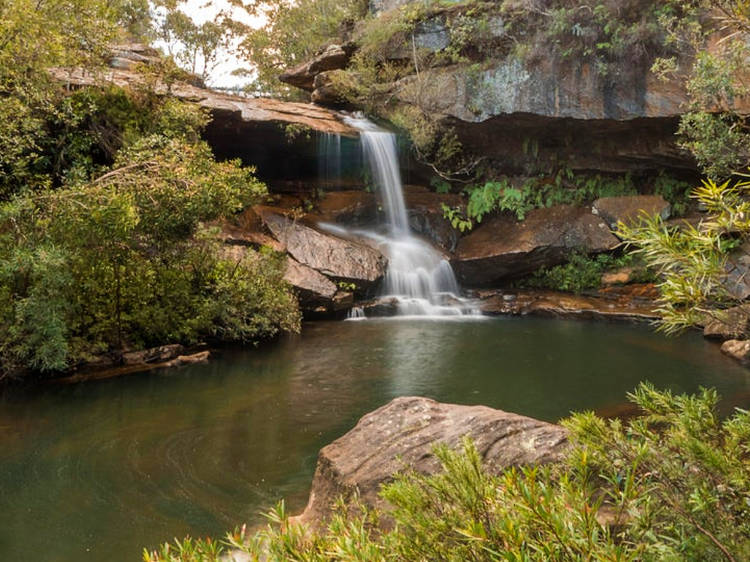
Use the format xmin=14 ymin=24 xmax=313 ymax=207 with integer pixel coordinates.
xmin=315 ymin=191 xmax=378 ymax=225
xmin=404 ymin=186 xmax=463 ymax=252
xmin=293 ymin=396 xmax=568 ymax=529
xmin=452 ymin=205 xmax=620 ymax=287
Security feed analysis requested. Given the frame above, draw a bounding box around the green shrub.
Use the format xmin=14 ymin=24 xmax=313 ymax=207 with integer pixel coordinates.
xmin=452 ymin=170 xmax=638 ymax=226
xmin=618 ymin=176 xmax=750 ymax=334
xmin=0 ymin=90 xmax=301 ymax=378
xmin=522 ymin=252 xmax=654 ymax=293
xmin=146 ymin=383 xmax=750 ymax=561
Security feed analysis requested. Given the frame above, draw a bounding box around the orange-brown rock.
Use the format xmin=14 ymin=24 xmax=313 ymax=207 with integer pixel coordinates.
xmin=315 ymin=191 xmax=378 ymax=224
xmin=293 ymin=396 xmax=568 ymax=529
xmin=257 ymin=208 xmax=388 ymax=288
xmin=452 ymin=205 xmax=620 ymax=286
xmin=477 ymin=286 xmax=659 ymax=322
xmin=592 ymin=195 xmax=671 ymax=229
xmin=50 ymin=65 xmax=355 ymax=137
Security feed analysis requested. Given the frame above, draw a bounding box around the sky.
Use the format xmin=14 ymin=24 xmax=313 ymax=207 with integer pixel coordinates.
xmin=153 ymin=0 xmax=267 ymax=89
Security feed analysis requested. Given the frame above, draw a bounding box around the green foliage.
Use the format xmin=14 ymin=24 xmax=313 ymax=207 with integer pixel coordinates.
xmin=618 ymin=176 xmax=750 ymax=334
xmin=652 ymin=1 xmax=750 ymax=179
xmin=147 ymin=384 xmax=750 ymax=561
xmin=652 ymin=171 xmax=692 ymax=216
xmin=237 ymin=0 xmax=368 ymax=97
xmin=0 ymin=77 xmax=300 ymax=378
xmin=542 ymin=0 xmax=683 ymax=75
xmin=460 ymin=170 xmax=638 ymax=224
xmin=523 ymin=252 xmax=653 ymax=294
xmin=441 ymin=203 xmax=472 ymax=232
xmin=677 ymin=112 xmax=750 ymax=180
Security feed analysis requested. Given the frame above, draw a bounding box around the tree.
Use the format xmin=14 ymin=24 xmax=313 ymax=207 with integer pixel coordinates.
xmin=153 ymin=1 xmax=237 ymax=83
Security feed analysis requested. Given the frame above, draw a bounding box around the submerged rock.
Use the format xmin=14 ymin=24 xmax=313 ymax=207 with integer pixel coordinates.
xmin=452 ymin=205 xmax=619 ymax=286
xmin=293 ymin=396 xmax=568 ymax=529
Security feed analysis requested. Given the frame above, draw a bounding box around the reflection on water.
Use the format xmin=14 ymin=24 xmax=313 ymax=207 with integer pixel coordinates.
xmin=0 ymin=317 xmax=748 ymax=561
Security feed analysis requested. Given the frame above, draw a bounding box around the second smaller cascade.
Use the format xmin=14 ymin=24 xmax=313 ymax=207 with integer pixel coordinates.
xmin=344 ymin=116 xmax=480 ymax=318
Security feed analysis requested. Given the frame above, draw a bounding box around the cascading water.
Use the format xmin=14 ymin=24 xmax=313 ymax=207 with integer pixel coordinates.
xmin=340 ymin=116 xmax=481 ymax=318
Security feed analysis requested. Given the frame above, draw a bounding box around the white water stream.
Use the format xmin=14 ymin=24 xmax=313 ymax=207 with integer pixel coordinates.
xmin=335 ymin=116 xmax=481 ymax=319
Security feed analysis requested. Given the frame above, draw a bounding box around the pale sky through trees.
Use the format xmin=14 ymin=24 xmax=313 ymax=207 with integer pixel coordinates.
xmin=155 ymin=0 xmax=266 ymax=88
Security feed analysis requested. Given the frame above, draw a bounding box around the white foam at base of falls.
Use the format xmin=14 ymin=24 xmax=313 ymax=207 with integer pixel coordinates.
xmin=321 ymin=115 xmax=481 ymax=319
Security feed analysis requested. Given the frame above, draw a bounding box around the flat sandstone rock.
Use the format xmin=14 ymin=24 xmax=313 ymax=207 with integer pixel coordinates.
xmin=293 ymin=396 xmax=568 ymax=529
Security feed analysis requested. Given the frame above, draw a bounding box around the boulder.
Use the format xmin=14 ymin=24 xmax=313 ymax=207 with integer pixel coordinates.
xmin=108 ymin=43 xmax=160 ymax=70
xmin=703 ymin=306 xmax=750 ymax=340
xmin=311 ymin=71 xmax=346 ymax=106
xmin=452 ymin=205 xmax=620 ymax=286
xmin=724 ymin=240 xmax=750 ymax=300
xmin=279 ymin=43 xmax=355 ymax=91
xmin=720 ymin=339 xmax=750 ymax=364
xmin=284 ymin=258 xmax=339 ymax=307
xmin=592 ymin=195 xmax=671 ymax=229
xmin=219 ymin=207 xmax=286 ymax=253
xmin=258 ymin=208 xmax=388 ymax=288
xmin=293 ymin=396 xmax=568 ymax=528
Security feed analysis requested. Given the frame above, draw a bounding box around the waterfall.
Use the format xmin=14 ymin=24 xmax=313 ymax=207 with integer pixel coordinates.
xmin=338 ymin=116 xmax=481 ymax=318
xmin=318 ymin=132 xmax=341 ymax=187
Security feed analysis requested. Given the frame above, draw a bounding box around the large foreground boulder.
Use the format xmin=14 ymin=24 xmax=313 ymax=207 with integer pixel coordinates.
xmin=293 ymin=396 xmax=568 ymax=529
xmin=452 ymin=205 xmax=620 ymax=286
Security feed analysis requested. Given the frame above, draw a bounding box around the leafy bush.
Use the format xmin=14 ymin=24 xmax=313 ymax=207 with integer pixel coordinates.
xmin=146 ymin=383 xmax=750 ymax=561
xmin=0 ymin=83 xmax=301 ymax=378
xmin=0 ymin=135 xmax=301 ymax=377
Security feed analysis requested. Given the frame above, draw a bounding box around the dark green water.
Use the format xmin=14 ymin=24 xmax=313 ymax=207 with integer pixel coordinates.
xmin=1 ymin=317 xmax=749 ymax=561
